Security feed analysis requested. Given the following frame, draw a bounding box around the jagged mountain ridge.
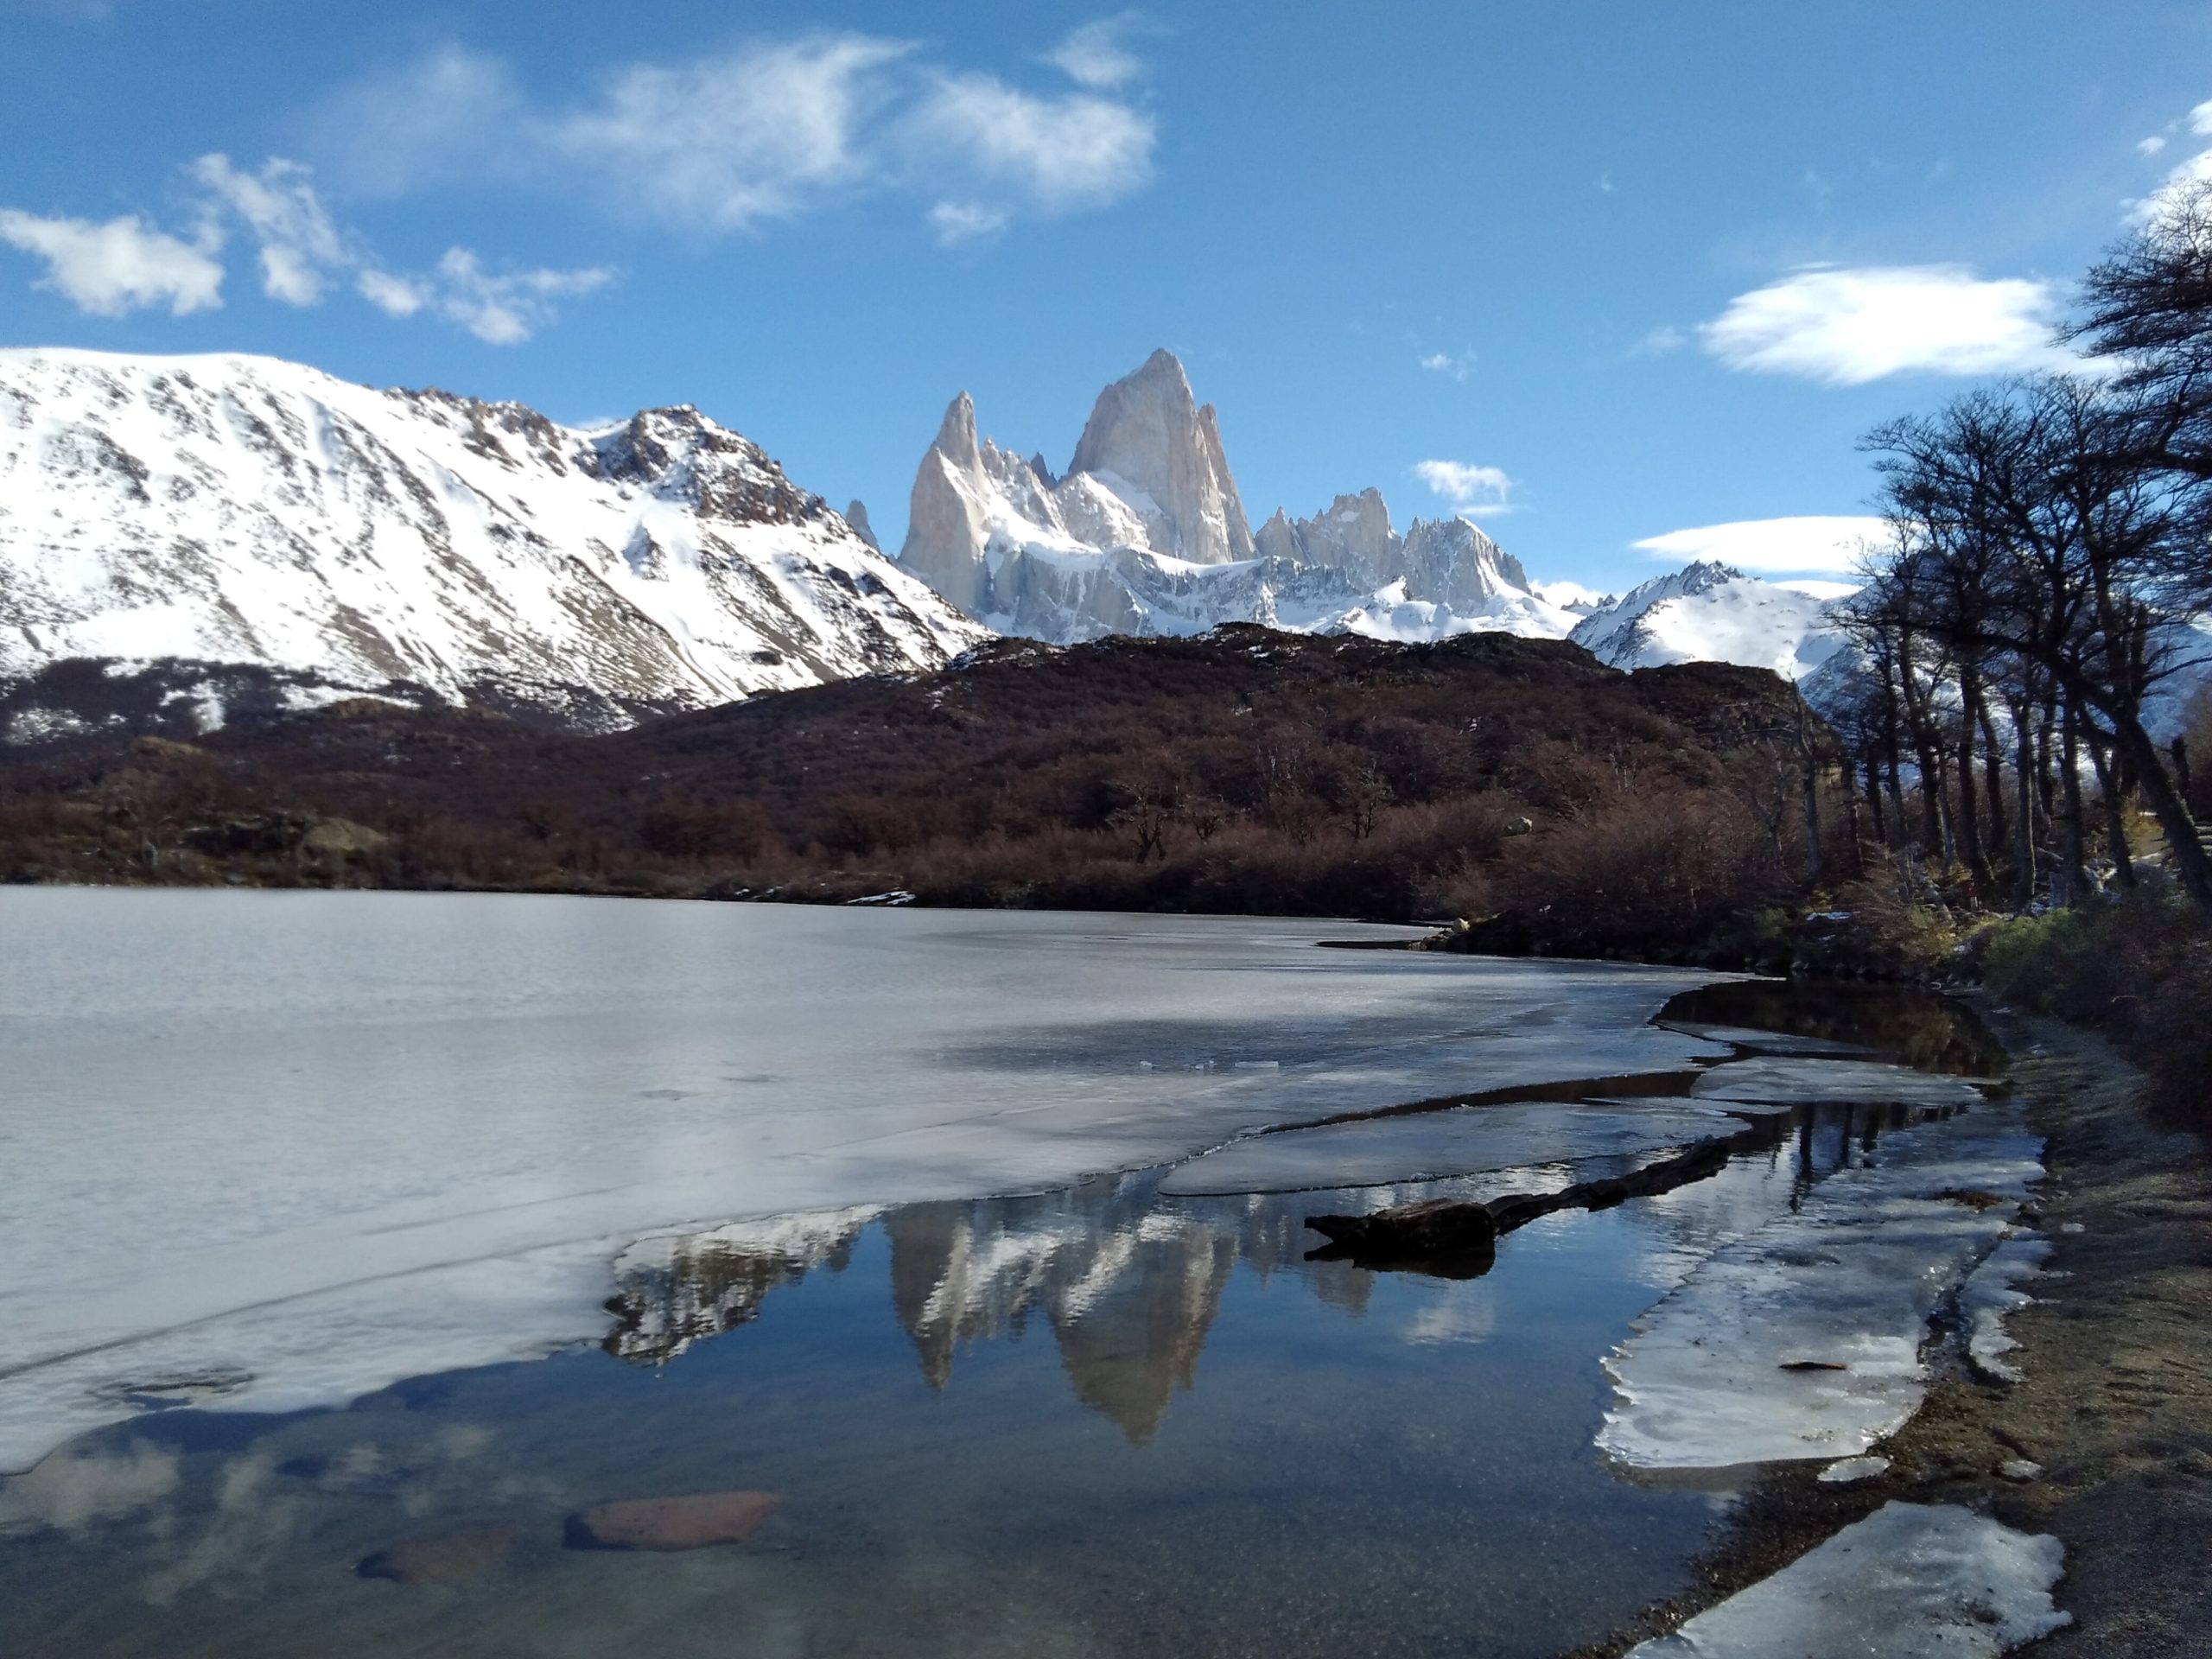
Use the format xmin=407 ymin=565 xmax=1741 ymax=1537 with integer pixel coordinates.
xmin=891 ymin=349 xmax=1583 ymax=645
xmin=0 ymin=347 xmax=986 ymax=733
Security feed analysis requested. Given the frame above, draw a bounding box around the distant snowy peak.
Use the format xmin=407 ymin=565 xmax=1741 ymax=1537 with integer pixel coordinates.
xmin=894 ymin=353 xmax=1573 ymax=647
xmin=0 ymin=347 xmax=984 ymax=733
xmin=1569 ymin=561 xmax=1851 ymax=681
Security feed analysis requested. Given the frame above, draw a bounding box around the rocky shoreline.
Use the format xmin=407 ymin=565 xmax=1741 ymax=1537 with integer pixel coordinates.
xmin=1567 ymin=1007 xmax=2212 ymax=1658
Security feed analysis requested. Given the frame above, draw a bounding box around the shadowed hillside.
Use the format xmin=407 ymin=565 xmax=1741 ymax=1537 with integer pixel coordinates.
xmin=0 ymin=626 xmax=1822 ymax=946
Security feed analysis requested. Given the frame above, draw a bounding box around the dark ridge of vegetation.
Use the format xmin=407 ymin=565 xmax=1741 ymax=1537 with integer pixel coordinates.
xmin=0 ymin=626 xmax=1840 ymax=960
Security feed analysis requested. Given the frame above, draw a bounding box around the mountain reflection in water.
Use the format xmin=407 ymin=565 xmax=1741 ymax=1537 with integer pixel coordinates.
xmin=601 ymin=1086 xmax=1943 ymax=1446
xmin=0 ymin=982 xmax=2005 ymax=1659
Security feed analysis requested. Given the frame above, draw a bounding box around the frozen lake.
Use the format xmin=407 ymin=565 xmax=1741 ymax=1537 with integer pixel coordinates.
xmin=0 ymin=890 xmax=2037 ymax=1656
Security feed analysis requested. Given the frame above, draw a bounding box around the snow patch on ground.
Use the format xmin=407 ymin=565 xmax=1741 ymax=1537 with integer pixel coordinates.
xmin=1626 ymin=1502 xmax=2067 ymax=1657
xmin=1962 ymin=1232 xmax=2054 ymax=1384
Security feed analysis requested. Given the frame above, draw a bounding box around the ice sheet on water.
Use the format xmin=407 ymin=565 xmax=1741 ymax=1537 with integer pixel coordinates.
xmin=1156 ymin=1103 xmax=1747 ymax=1195
xmin=1626 ymin=1502 xmax=2067 ymax=1657
xmin=1692 ymin=1056 xmax=1987 ymax=1109
xmin=1599 ymin=1098 xmax=2045 ymax=1470
xmin=0 ymin=892 xmax=1734 ymax=1471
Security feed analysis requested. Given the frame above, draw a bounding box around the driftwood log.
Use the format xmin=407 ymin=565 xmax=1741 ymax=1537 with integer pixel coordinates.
xmin=1306 ymin=1134 xmax=1742 ymax=1275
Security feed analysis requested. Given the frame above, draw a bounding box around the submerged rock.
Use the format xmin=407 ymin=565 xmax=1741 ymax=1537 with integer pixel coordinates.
xmin=356 ymin=1527 xmax=518 ymax=1583
xmin=563 ymin=1490 xmax=780 ymax=1552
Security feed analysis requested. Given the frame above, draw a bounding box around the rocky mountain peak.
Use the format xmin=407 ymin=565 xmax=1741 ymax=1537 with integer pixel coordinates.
xmin=1067 ymin=350 xmax=1254 ymax=564
xmin=933 ymin=391 xmax=982 ymax=473
xmin=843 ymin=499 xmax=880 ymax=551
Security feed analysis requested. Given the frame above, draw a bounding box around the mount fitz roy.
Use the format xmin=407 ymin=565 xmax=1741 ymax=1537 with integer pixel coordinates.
xmin=0 ymin=347 xmax=984 ymax=736
xmin=892 ymin=348 xmax=1592 ymax=645
xmin=0 ymin=343 xmax=1853 ymax=744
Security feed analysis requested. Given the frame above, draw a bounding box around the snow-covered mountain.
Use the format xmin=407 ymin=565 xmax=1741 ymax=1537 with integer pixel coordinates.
xmin=1568 ymin=561 xmax=1851 ymax=682
xmin=890 ymin=349 xmax=1581 ymax=645
xmin=0 ymin=348 xmax=985 ymax=730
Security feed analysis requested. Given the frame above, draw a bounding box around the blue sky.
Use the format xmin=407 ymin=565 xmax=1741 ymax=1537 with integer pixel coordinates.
xmin=3 ymin=0 xmax=2209 ymax=592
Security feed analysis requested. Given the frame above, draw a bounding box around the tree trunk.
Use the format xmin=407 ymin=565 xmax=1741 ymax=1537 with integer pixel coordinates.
xmin=2060 ymin=702 xmax=2089 ymax=906
xmin=1975 ymin=697 xmax=2009 ymax=863
xmin=2087 ymin=733 xmax=2138 ymax=888
xmin=2012 ymin=698 xmax=2038 ymax=908
xmin=1954 ymin=664 xmax=1993 ymax=894
xmin=2107 ymin=711 xmax=2212 ymax=917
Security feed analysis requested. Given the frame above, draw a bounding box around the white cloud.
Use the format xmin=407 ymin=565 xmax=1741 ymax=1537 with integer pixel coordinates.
xmin=1414 ymin=460 xmax=1515 ymax=512
xmin=2192 ymin=99 xmax=2212 ymax=137
xmin=928 ymin=200 xmax=1011 ymax=245
xmin=553 ymin=35 xmax=909 ymax=232
xmin=190 ymin=154 xmax=347 ymax=306
xmin=425 ymin=249 xmax=614 ymax=344
xmin=1633 ymin=324 xmax=1687 ymax=357
xmin=0 ymin=208 xmax=223 ymax=316
xmin=1698 ymin=264 xmax=2073 ymax=385
xmin=315 ymin=34 xmax=1158 ymax=245
xmin=4 ymin=149 xmax=610 ymax=344
xmin=2129 ymin=136 xmax=2212 ymax=226
xmin=1046 ymin=14 xmax=1154 ymax=89
xmin=906 ymin=73 xmax=1154 ymax=212
xmin=356 ymin=269 xmax=427 ymax=317
xmin=1418 ymin=348 xmax=1476 ymax=381
xmin=2140 ymin=135 xmax=2170 ymax=156
xmin=1632 ymin=516 xmax=1890 ymax=575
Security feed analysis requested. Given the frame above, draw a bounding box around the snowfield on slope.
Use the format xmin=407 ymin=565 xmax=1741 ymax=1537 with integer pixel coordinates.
xmin=0 ymin=347 xmax=983 ymax=720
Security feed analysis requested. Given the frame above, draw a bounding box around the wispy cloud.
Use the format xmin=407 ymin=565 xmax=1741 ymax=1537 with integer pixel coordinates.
xmin=311 ymin=25 xmax=1160 ymax=245
xmin=1045 ymin=13 xmax=1159 ymax=89
xmin=928 ymin=200 xmax=1012 ymax=245
xmin=190 ymin=155 xmax=346 ymax=305
xmin=553 ymin=35 xmax=910 ymax=232
xmin=416 ymin=249 xmax=614 ymax=345
xmin=0 ymin=155 xmax=610 ymax=341
xmin=1633 ymin=515 xmax=1889 ymax=575
xmin=0 ymin=209 xmax=223 ymax=316
xmin=1698 ymin=264 xmax=2072 ymax=385
xmin=1417 ymin=347 xmax=1476 ymax=382
xmin=1632 ymin=324 xmax=1686 ymax=357
xmin=2139 ymin=135 xmax=2170 ymax=157
xmin=1414 ymin=459 xmax=1515 ymax=514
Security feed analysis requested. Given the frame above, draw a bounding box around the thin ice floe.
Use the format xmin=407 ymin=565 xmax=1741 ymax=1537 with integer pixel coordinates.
xmin=1599 ymin=1096 xmax=2046 ymax=1470
xmin=1156 ymin=1102 xmax=1747 ymax=1195
xmin=1625 ymin=1501 xmax=2068 ymax=1657
xmin=0 ymin=890 xmax=1735 ymax=1471
xmin=1659 ymin=1021 xmax=1874 ymax=1057
xmin=1690 ymin=1056 xmax=1988 ymax=1109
